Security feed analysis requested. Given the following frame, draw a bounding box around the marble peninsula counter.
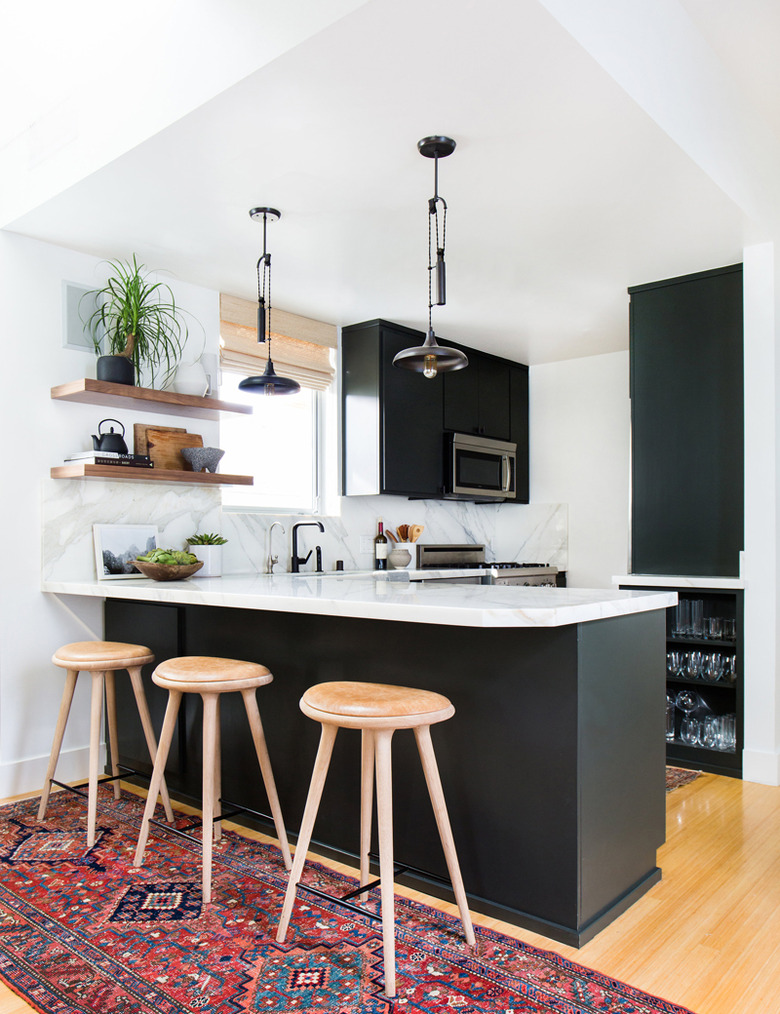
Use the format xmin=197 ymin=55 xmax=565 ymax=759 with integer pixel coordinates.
xmin=44 ymin=574 xmax=675 ymax=947
xmin=43 ymin=571 xmax=674 ymax=628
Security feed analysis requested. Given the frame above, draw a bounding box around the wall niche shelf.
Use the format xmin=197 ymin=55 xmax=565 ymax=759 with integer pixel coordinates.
xmin=51 ymin=378 xmax=252 ymax=419
xmin=50 ymin=464 xmax=253 ymax=486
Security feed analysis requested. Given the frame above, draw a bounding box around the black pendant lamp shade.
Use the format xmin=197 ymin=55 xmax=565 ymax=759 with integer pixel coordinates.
xmin=393 ymin=135 xmax=468 ymax=379
xmin=238 ymin=206 xmax=301 ymax=396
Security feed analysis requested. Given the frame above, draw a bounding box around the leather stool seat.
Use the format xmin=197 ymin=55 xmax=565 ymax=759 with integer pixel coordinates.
xmin=38 ymin=640 xmax=173 ymax=847
xmin=134 ymin=656 xmax=291 ymax=903
xmin=276 ymin=680 xmax=474 ymax=999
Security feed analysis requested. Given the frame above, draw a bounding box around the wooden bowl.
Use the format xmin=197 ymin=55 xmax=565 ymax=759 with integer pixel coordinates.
xmin=132 ymin=560 xmax=204 ymax=581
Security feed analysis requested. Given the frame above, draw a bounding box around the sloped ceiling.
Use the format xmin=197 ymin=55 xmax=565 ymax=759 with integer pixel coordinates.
xmin=7 ymin=0 xmax=775 ymax=365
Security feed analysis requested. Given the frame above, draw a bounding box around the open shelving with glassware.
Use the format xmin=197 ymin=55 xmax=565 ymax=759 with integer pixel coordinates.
xmin=620 ymin=583 xmax=743 ymax=778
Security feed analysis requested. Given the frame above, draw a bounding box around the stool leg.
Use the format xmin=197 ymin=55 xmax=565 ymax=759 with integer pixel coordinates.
xmin=276 ymin=723 xmax=338 ymax=943
xmin=359 ymin=729 xmax=375 ymax=902
xmin=134 ymin=690 xmax=182 ymax=868
xmin=374 ymin=728 xmax=397 ymax=998
xmin=241 ymin=687 xmax=292 ymax=871
xmin=414 ymin=725 xmax=476 ymax=947
xmin=201 ymin=693 xmax=219 ymax=903
xmin=86 ymin=671 xmax=106 ymax=847
xmin=213 ymin=696 xmax=222 ymax=844
xmin=104 ymin=671 xmax=122 ymax=801
xmin=37 ymin=668 xmax=79 ymax=822
xmin=127 ymin=666 xmax=174 ymax=823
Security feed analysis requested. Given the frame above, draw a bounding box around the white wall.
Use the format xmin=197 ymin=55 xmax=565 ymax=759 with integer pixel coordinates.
xmin=0 ymin=231 xmax=220 ymax=797
xmin=530 ymin=351 xmax=630 ymax=587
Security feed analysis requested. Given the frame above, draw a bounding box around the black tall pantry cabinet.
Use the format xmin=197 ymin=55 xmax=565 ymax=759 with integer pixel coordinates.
xmin=629 ymin=264 xmax=744 ymax=577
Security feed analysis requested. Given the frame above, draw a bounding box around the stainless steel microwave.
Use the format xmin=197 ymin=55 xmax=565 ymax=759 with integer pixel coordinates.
xmin=446 ymin=433 xmax=517 ymax=501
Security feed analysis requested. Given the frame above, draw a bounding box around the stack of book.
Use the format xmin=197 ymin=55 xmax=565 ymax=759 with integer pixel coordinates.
xmin=64 ymin=450 xmax=154 ymax=469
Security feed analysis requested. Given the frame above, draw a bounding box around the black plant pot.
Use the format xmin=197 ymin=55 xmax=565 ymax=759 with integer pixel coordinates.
xmin=97 ymin=355 xmax=135 ymax=386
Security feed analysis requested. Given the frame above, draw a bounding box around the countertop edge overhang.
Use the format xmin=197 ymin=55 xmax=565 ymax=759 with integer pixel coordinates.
xmin=42 ymin=574 xmax=676 ymax=628
xmin=613 ymin=573 xmax=744 ymax=590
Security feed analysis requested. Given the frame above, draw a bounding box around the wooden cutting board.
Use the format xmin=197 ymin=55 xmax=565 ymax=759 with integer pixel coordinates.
xmin=133 ymin=423 xmax=186 ymax=456
xmin=139 ymin=425 xmax=204 ymax=471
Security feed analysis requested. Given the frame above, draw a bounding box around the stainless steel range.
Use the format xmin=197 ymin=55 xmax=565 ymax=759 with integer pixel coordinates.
xmin=414 ymin=544 xmax=558 ymax=586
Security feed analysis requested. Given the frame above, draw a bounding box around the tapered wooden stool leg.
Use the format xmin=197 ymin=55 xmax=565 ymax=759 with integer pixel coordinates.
xmin=242 ymin=688 xmax=292 ymax=870
xmin=213 ymin=696 xmax=222 ymax=844
xmin=37 ymin=669 xmax=79 ymax=822
xmin=201 ymin=693 xmax=219 ymax=903
xmin=104 ymin=672 xmax=122 ymax=801
xmin=127 ymin=666 xmax=174 ymax=822
xmin=134 ymin=690 xmax=182 ymax=867
xmin=414 ymin=725 xmax=476 ymax=947
xmin=359 ymin=729 xmax=375 ymax=902
xmin=276 ymin=724 xmax=338 ymax=942
xmin=86 ymin=671 xmax=106 ymax=847
xmin=374 ymin=729 xmax=397 ymax=998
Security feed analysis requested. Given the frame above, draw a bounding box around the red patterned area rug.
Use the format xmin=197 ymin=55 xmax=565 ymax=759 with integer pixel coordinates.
xmin=665 ymin=766 xmax=702 ymax=793
xmin=0 ymin=789 xmax=697 ymax=1013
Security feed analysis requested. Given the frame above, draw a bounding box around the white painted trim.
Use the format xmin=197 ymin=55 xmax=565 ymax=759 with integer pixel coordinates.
xmin=742 ymin=749 xmax=780 ymax=787
xmin=0 ymin=745 xmax=95 ymax=800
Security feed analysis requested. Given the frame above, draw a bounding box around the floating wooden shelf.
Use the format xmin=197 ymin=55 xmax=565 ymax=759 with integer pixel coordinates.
xmin=51 ymin=378 xmax=252 ymax=419
xmin=51 ymin=464 xmax=253 ymax=486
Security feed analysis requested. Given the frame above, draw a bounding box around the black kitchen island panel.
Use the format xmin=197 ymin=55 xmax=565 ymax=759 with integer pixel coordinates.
xmin=105 ymin=598 xmax=665 ymax=946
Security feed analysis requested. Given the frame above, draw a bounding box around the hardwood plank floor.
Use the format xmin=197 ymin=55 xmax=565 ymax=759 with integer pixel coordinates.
xmin=1 ymin=772 xmax=778 ymax=1013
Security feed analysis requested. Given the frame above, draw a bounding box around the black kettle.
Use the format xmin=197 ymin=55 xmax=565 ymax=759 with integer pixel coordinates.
xmin=92 ymin=418 xmax=129 ymax=454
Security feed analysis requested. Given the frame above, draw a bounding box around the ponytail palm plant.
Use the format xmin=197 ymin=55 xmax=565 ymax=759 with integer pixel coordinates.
xmin=84 ymin=255 xmax=188 ymax=388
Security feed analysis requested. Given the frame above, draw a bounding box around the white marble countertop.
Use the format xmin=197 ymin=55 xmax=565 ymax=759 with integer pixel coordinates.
xmin=613 ymin=574 xmax=744 ymax=590
xmin=43 ymin=572 xmax=676 ymax=628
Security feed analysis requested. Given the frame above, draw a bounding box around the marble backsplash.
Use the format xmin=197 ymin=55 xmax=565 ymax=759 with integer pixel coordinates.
xmin=42 ymin=479 xmax=567 ymax=582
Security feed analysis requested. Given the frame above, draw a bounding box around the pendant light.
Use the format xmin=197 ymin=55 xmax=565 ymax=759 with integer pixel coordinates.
xmin=238 ymin=207 xmax=301 ymax=395
xmin=393 ymin=136 xmax=468 ymax=379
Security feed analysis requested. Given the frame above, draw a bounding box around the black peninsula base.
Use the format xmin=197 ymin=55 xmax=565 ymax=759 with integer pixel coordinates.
xmin=105 ymin=598 xmax=666 ymax=946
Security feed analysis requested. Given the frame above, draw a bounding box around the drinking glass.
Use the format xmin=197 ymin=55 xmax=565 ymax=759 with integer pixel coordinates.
xmin=722 ymin=618 xmax=736 ymax=641
xmin=702 ymin=653 xmax=724 ymax=683
xmin=690 ymin=600 xmax=704 ymax=639
xmin=673 ymin=599 xmax=691 ymax=638
xmin=667 ymin=651 xmax=683 ymax=676
xmin=680 ymin=717 xmax=700 ymax=746
xmin=724 ymin=656 xmax=737 ymax=683
xmin=675 ymin=689 xmax=700 ymax=714
xmin=685 ymin=652 xmax=703 ymax=680
xmin=666 ymin=694 xmax=676 ymax=742
xmin=699 ymin=715 xmax=720 ymax=749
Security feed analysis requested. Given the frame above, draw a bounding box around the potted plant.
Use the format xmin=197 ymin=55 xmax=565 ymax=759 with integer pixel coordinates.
xmin=83 ymin=254 xmax=188 ymax=388
xmin=186 ymin=532 xmax=228 ymax=578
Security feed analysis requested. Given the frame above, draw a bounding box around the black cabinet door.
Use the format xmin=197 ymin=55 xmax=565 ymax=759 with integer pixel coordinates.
xmin=478 ymin=356 xmax=511 ymax=439
xmin=381 ymin=328 xmax=444 ymax=497
xmin=510 ymin=364 xmax=530 ymax=503
xmin=443 ymin=344 xmax=480 ymax=434
xmin=630 ymin=264 xmax=743 ymax=576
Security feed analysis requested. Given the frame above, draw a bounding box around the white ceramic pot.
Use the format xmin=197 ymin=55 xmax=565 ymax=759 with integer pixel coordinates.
xmin=189 ymin=544 xmax=222 ymax=577
xmin=173 ymin=360 xmax=209 ymax=396
xmin=388 ymin=547 xmax=412 ymax=570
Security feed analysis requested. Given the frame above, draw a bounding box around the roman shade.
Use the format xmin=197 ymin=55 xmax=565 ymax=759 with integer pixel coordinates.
xmin=219 ymin=293 xmax=337 ymax=391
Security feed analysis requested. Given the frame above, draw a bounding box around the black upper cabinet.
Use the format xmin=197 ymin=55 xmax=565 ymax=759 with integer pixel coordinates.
xmin=443 ymin=347 xmax=511 ymax=440
xmin=629 ymin=264 xmax=743 ymax=577
xmin=342 ymin=319 xmax=528 ymax=502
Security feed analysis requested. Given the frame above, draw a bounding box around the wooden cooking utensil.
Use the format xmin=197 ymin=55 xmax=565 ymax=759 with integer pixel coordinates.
xmin=409 ymin=524 xmax=424 ymax=542
xmin=398 ymin=524 xmax=409 ymax=542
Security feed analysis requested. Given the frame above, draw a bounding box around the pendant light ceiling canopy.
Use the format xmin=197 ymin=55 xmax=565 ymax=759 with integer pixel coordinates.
xmin=393 ymin=135 xmax=468 ymax=379
xmin=238 ymin=206 xmax=301 ymax=396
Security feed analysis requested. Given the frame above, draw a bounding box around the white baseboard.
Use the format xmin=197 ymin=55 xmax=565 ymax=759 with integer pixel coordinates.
xmin=742 ymin=748 xmax=780 ymax=786
xmin=0 ymin=745 xmax=97 ymax=800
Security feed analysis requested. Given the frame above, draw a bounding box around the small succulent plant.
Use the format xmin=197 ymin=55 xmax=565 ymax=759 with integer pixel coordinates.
xmin=186 ymin=533 xmax=228 ymax=545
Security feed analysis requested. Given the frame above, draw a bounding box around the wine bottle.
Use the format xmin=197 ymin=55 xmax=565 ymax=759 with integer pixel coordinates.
xmin=374 ymin=517 xmax=388 ymax=571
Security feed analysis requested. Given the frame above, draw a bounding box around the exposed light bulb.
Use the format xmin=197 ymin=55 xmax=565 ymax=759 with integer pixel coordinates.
xmin=423 ymin=355 xmax=438 ymax=379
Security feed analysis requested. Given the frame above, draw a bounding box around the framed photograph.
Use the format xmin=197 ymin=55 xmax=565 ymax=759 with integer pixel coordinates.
xmin=93 ymin=524 xmax=158 ymax=580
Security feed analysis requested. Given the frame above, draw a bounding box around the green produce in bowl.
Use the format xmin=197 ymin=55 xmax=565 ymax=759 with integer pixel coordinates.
xmin=137 ymin=548 xmax=198 ymax=565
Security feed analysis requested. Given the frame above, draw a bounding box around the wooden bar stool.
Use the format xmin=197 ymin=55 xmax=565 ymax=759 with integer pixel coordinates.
xmin=276 ymin=681 xmax=475 ymax=998
xmin=38 ymin=640 xmax=174 ymax=847
xmin=134 ymin=656 xmax=292 ymax=903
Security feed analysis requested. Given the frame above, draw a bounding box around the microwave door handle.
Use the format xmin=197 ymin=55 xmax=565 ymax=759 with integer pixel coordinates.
xmin=502 ymin=454 xmax=510 ymax=492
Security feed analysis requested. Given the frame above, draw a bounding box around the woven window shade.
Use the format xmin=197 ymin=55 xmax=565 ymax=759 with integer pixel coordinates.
xmin=220 ymin=293 xmax=337 ymax=391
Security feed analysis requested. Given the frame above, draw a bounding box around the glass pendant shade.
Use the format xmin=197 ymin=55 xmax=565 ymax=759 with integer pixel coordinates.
xmin=238 ymin=357 xmax=300 ymax=395
xmin=392 ymin=328 xmax=468 ymax=379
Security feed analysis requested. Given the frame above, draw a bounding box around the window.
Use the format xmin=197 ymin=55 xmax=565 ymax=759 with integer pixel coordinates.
xmin=218 ymin=294 xmax=337 ymax=514
xmin=220 ymin=372 xmax=320 ymax=512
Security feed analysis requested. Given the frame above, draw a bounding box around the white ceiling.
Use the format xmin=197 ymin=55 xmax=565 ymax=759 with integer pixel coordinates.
xmin=6 ymin=0 xmax=775 ymax=365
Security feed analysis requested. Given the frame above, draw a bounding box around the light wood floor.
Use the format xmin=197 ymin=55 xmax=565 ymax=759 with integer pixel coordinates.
xmin=1 ymin=772 xmax=778 ymax=1013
